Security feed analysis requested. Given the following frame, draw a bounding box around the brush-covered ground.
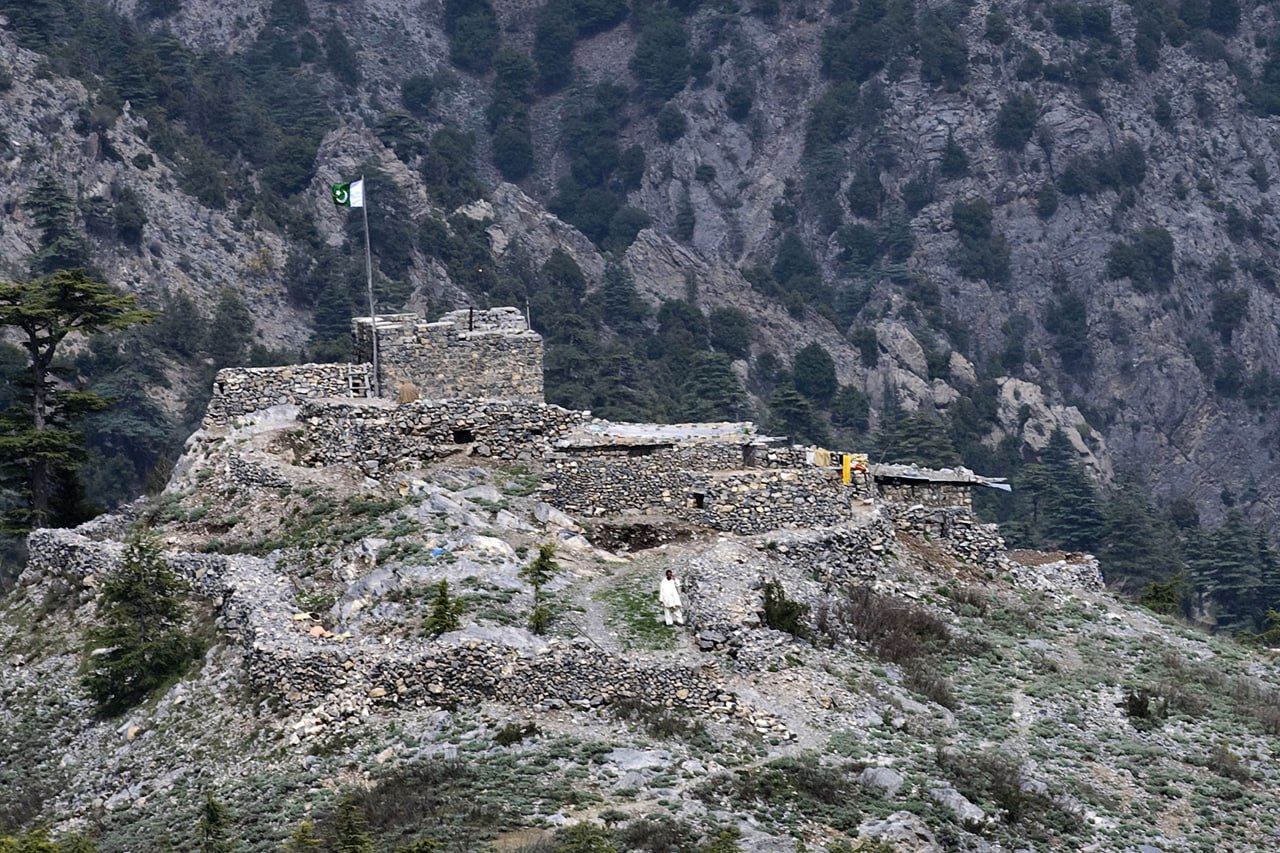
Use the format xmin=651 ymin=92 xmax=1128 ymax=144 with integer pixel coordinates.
xmin=2 ymin=409 xmax=1280 ymax=853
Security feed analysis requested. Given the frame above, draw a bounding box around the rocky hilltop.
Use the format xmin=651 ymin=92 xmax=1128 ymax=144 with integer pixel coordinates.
xmin=3 ymin=340 xmax=1280 ymax=851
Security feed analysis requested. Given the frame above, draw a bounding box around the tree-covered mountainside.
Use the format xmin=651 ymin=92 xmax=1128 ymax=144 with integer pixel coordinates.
xmin=3 ymin=0 xmax=1280 ymax=629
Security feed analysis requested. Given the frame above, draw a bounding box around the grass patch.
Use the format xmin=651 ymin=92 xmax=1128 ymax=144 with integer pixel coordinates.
xmin=597 ymin=575 xmax=675 ymax=651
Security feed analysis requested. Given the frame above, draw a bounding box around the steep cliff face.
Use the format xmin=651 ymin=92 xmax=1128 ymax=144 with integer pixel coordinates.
xmin=4 ymin=0 xmax=1280 ymax=529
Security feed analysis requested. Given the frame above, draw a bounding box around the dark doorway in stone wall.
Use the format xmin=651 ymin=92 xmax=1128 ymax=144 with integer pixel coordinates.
xmin=742 ymin=445 xmax=758 ymax=467
xmin=690 ymin=492 xmax=706 ymax=509
xmin=452 ymin=428 xmax=475 ymax=444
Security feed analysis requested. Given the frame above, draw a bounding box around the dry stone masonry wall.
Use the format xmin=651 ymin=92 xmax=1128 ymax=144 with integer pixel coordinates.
xmin=877 ymin=481 xmax=975 ymax=510
xmin=297 ymin=399 xmax=587 ymax=470
xmin=354 ymin=308 xmax=544 ymax=402
xmin=23 ymin=527 xmax=793 ymax=738
xmin=547 ymin=442 xmax=875 ymax=534
xmin=203 ymin=363 xmax=371 ymax=427
xmin=887 ymin=504 xmax=1008 ymax=570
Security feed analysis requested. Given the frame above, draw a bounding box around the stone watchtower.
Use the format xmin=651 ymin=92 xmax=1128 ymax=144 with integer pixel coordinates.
xmin=352 ymin=307 xmax=544 ymax=402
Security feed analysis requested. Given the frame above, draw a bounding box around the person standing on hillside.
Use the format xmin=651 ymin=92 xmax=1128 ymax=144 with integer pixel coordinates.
xmin=659 ymin=569 xmax=685 ymax=626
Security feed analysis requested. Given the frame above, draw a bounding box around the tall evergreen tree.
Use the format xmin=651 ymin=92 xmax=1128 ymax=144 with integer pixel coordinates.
xmin=0 ymin=270 xmax=154 ymax=529
xmin=1039 ymin=429 xmax=1103 ymax=551
xmin=793 ymin=342 xmax=838 ymax=404
xmin=678 ymin=352 xmax=747 ymax=422
xmin=24 ymin=175 xmax=91 ymax=276
xmin=82 ymin=532 xmax=200 ymax=715
xmin=198 ymin=793 xmax=235 ymax=853
xmin=874 ymin=411 xmax=961 ymax=468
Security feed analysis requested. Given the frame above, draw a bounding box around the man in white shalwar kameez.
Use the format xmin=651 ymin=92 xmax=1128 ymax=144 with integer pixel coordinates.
xmin=659 ymin=569 xmax=684 ymax=626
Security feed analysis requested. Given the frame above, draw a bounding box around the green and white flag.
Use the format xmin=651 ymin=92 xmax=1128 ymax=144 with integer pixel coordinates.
xmin=331 ymin=179 xmax=364 ymax=208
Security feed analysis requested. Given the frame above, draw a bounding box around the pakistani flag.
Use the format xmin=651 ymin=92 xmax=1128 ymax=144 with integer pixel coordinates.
xmin=331 ymin=179 xmax=365 ymax=208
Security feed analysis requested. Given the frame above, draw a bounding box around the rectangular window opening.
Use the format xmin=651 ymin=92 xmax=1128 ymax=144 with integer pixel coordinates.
xmin=452 ymin=428 xmax=475 ymax=444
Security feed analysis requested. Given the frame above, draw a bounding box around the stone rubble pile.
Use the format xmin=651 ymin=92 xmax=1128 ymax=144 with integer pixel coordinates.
xmin=1004 ymin=551 xmax=1105 ymax=593
xmin=225 ymin=453 xmax=293 ymax=491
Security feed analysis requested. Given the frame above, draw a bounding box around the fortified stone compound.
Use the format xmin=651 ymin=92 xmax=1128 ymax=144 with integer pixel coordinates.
xmin=199 ymin=306 xmax=1007 ymax=535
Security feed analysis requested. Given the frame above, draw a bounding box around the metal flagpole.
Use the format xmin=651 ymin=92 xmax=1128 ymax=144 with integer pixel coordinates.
xmin=361 ymin=174 xmax=381 ymax=397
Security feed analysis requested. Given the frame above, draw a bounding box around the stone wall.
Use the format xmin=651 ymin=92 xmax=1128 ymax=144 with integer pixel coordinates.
xmin=203 ymin=364 xmax=371 ymax=427
xmin=24 ymin=527 xmax=793 ymax=739
xmin=887 ymin=504 xmax=1007 ymax=569
xmin=297 ymin=399 xmax=587 ymax=470
xmin=876 ymin=480 xmax=975 ymax=510
xmin=353 ymin=308 xmax=544 ymax=402
xmin=547 ymin=444 xmax=873 ymax=534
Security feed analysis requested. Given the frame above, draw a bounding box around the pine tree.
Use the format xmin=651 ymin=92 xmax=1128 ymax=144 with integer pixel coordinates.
xmin=874 ymin=411 xmax=960 ymax=469
xmin=678 ymin=352 xmax=746 ymax=422
xmin=520 ymin=543 xmax=559 ymax=634
xmin=198 ymin=793 xmax=235 ymax=853
xmin=82 ymin=532 xmax=200 ymax=715
xmin=793 ymin=342 xmax=837 ymax=404
xmin=1039 ymin=429 xmax=1103 ymax=551
xmin=599 ymin=261 xmax=647 ymax=334
xmin=1099 ymin=477 xmax=1180 ymax=593
xmin=330 ymin=798 xmax=374 ymax=853
xmin=1198 ymin=511 xmax=1263 ymax=632
xmin=0 ymin=270 xmax=154 ymax=529
xmin=284 ymin=821 xmax=321 ymax=852
xmin=424 ymin=580 xmax=464 ymax=637
xmin=23 ymin=175 xmax=90 ymax=276
xmin=768 ymin=384 xmax=831 ymax=446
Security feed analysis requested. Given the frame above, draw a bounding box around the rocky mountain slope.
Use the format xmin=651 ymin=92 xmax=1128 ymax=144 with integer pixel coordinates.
xmin=3 ymin=0 xmax=1280 ymax=535
xmin=3 ymin=401 xmax=1280 ymax=851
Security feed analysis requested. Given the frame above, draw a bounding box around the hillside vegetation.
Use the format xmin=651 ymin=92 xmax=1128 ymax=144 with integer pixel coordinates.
xmin=1 ymin=405 xmax=1279 ymax=851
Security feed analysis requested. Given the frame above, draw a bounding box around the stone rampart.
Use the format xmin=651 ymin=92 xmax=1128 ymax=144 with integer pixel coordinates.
xmin=204 ymin=364 xmax=370 ymax=427
xmin=296 ymin=399 xmax=587 ymax=470
xmin=354 ymin=308 xmax=543 ymax=402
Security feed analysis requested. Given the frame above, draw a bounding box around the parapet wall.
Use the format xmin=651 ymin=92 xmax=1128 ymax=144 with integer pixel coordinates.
xmin=296 ymin=398 xmax=587 ymax=469
xmin=547 ymin=443 xmax=874 ymax=534
xmin=354 ymin=308 xmax=543 ymax=402
xmin=203 ymin=363 xmax=371 ymax=427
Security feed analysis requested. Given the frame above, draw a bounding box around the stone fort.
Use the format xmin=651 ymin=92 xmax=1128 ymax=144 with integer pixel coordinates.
xmin=203 ymin=307 xmax=1007 ymax=536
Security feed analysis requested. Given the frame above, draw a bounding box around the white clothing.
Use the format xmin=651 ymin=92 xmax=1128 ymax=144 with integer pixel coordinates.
xmin=660 ymin=576 xmax=684 ymax=626
xmin=659 ymin=577 xmax=682 ymax=608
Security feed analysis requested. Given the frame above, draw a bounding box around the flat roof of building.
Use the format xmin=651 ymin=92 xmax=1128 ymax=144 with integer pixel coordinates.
xmin=871 ymin=463 xmax=1012 ymax=491
xmin=556 ymin=420 xmax=780 ymax=448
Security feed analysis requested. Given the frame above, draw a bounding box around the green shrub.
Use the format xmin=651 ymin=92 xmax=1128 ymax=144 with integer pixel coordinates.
xmin=494 ymin=721 xmax=539 ymax=745
xmin=951 ymin=197 xmax=1010 ymax=284
xmin=762 ymin=578 xmax=811 ymax=640
xmin=630 ymin=9 xmax=690 ymax=101
xmin=401 ymin=74 xmax=435 ymax=115
xmin=939 ymin=131 xmax=969 ymax=178
xmin=444 ymin=0 xmax=500 ymax=72
xmin=1105 ymin=226 xmax=1175 ymax=291
xmin=993 ymin=91 xmax=1039 ymax=150
xmin=656 ymin=103 xmax=687 ymax=141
